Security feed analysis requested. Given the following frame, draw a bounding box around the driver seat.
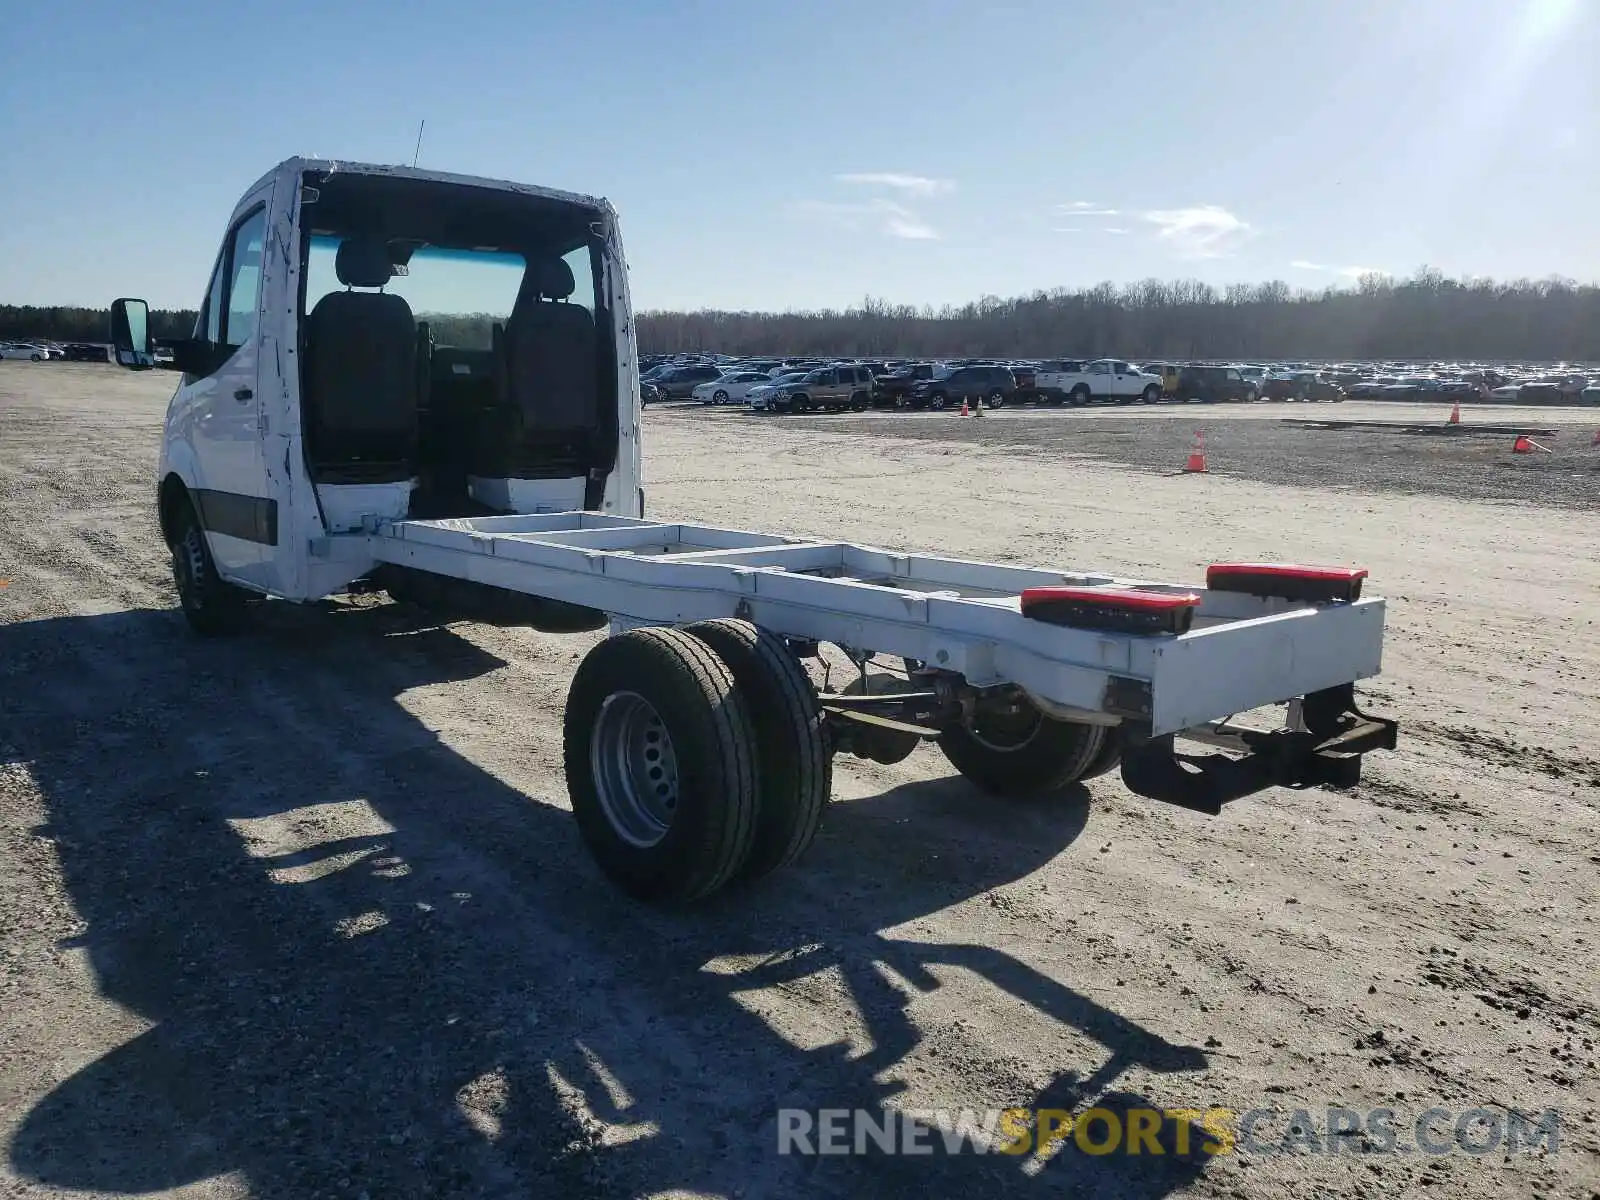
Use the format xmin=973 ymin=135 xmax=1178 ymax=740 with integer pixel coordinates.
xmin=304 ymin=236 xmax=419 ymax=481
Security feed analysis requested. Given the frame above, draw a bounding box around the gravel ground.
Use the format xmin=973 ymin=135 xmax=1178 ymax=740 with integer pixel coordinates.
xmin=692 ymin=406 xmax=1600 ymax=510
xmin=2 ymin=364 xmax=1598 ymax=1200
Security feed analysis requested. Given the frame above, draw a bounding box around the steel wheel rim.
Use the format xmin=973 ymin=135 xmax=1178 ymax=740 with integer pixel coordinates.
xmin=590 ymin=691 xmax=680 ymax=848
xmin=967 ymin=702 xmax=1044 ymax=753
xmin=174 ymin=531 xmax=203 ymax=610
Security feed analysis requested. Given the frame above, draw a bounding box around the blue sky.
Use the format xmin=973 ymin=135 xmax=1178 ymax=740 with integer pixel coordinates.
xmin=1 ymin=0 xmax=1594 ymax=312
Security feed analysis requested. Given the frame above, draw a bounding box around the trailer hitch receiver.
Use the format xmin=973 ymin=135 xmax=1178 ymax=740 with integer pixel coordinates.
xmin=1120 ymin=683 xmax=1398 ymax=815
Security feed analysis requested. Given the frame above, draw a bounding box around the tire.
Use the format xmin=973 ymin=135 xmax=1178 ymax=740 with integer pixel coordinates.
xmin=713 ymin=390 xmax=728 ymax=404
xmin=564 ymin=627 xmax=757 ymax=903
xmin=1244 ymin=388 xmax=1258 ymax=403
xmin=927 ymin=391 xmax=949 ymax=411
xmin=1142 ymin=384 xmax=1161 ymax=404
xmin=849 ymin=392 xmax=868 ymax=412
xmin=1070 ymin=385 xmax=1090 ymax=407
xmin=685 ymin=620 xmax=830 ymax=881
xmin=985 ymin=389 xmax=1005 ymax=410
xmin=170 ymin=500 xmax=250 ymax=636
xmin=939 ymin=701 xmax=1108 ymax=798
xmin=1079 ymin=726 xmax=1122 ymax=780
xmin=31 ymin=354 xmax=42 ymax=362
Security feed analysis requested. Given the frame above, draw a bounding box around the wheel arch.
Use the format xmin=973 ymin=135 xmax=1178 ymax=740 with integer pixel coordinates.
xmin=157 ymin=472 xmax=193 ymax=547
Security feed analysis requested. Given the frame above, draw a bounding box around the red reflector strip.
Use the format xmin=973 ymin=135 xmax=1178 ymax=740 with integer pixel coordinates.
xmin=1020 ymin=587 xmax=1201 ymax=636
xmin=1021 ymin=586 xmax=1200 ymax=613
xmin=1205 ymin=563 xmax=1367 ymax=603
xmin=1206 ymin=563 xmax=1368 ymax=585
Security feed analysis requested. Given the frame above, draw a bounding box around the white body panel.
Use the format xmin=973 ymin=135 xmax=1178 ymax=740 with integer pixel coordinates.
xmin=468 ymin=476 xmax=587 ymax=513
xmin=316 ymin=482 xmax=415 ymax=533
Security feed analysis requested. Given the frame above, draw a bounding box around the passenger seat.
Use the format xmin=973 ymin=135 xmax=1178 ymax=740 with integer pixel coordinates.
xmin=472 ymin=257 xmax=598 ymax=481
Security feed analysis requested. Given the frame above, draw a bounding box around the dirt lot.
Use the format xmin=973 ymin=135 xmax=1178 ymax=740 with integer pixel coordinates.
xmin=2 ymin=363 xmax=1597 ymax=1200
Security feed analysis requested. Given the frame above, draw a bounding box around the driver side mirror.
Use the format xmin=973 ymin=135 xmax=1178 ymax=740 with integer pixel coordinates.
xmin=110 ymin=298 xmax=154 ymax=369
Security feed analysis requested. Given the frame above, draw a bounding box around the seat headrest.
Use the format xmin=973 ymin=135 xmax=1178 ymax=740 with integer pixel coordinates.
xmin=526 ymin=257 xmax=576 ymax=301
xmin=335 ymin=237 xmax=395 ymax=288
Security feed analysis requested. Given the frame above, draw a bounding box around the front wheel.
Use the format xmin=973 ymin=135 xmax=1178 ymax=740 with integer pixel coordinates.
xmin=984 ymin=389 xmax=1005 ymax=410
xmin=713 ymin=390 xmax=728 ymax=404
xmin=170 ymin=501 xmax=251 ymax=636
xmin=939 ymin=698 xmax=1109 ymax=798
xmin=1245 ymin=388 xmax=1258 ymax=403
xmin=849 ymin=392 xmax=869 ymax=412
xmin=927 ymin=392 xmax=949 ymax=411
xmin=1142 ymin=384 xmax=1161 ymax=404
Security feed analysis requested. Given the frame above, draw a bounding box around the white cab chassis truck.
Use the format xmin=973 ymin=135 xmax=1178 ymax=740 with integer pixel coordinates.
xmin=110 ymin=158 xmax=1398 ymax=904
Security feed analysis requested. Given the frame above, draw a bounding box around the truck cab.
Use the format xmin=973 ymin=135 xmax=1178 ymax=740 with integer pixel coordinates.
xmin=109 ymin=158 xmax=642 ymax=615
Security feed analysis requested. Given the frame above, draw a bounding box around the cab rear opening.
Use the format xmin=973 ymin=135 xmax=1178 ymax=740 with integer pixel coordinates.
xmin=296 ymin=169 xmax=620 ymax=523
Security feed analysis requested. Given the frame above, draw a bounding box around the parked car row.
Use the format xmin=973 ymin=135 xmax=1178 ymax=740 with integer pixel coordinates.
xmin=636 ymin=352 xmax=1600 ymax=413
xmin=0 ymin=340 xmax=109 ymax=362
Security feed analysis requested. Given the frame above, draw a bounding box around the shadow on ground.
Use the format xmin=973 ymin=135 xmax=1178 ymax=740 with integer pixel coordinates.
xmin=2 ymin=600 xmax=1214 ymax=1198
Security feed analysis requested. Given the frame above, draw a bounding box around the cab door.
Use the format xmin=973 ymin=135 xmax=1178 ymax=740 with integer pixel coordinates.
xmin=174 ymin=198 xmax=276 ymax=587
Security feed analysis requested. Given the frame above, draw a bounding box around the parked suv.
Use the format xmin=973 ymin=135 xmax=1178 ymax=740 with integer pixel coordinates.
xmin=769 ymin=364 xmax=875 ymax=413
xmin=1177 ymin=364 xmax=1259 ymax=403
xmin=653 ymin=364 xmax=724 ymax=400
xmin=872 ymin=362 xmax=937 ymax=407
xmin=909 ymin=364 xmax=1016 ymax=411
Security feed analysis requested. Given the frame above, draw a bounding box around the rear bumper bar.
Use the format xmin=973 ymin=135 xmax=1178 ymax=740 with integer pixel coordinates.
xmin=1120 ymin=684 xmax=1399 ymax=815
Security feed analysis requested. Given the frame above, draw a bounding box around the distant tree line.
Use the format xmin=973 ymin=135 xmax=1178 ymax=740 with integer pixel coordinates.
xmin=0 ymin=305 xmax=198 ymax=344
xmin=6 ymin=268 xmax=1599 ymax=363
xmin=636 ymin=269 xmax=1600 ymax=364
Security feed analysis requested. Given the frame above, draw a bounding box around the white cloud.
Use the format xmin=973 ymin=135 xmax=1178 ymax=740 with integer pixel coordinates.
xmin=794 ymin=198 xmax=939 ymax=240
xmin=834 ymin=172 xmax=953 ymax=196
xmin=1052 ymin=226 xmax=1128 ymax=234
xmin=1141 ymin=205 xmax=1253 ymax=258
xmin=1290 ymin=260 xmax=1392 ymax=278
xmin=1056 ymin=202 xmax=1121 ymax=216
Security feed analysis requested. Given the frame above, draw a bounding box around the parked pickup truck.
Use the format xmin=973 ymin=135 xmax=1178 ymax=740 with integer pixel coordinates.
xmin=1034 ymin=358 xmax=1165 ymax=406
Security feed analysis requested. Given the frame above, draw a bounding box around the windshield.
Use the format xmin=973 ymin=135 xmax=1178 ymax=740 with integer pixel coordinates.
xmin=304 ymin=237 xmax=595 ymax=351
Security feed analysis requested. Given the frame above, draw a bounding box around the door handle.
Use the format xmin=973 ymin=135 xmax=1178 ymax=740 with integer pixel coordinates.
xmin=234 ymin=387 xmax=253 ymax=401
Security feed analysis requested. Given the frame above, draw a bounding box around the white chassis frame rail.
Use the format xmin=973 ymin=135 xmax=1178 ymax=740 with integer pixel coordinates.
xmin=315 ymin=511 xmax=1388 ymax=741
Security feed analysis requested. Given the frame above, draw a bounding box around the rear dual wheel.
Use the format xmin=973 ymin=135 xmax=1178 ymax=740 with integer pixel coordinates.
xmin=939 ymin=695 xmax=1120 ymax=798
xmin=564 ymin=621 xmax=829 ymax=903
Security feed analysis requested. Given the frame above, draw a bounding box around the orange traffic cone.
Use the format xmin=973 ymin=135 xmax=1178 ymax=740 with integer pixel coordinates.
xmin=1184 ymin=430 xmax=1208 ymax=473
xmin=959 ymin=398 xmax=970 ymax=417
xmin=1512 ymin=435 xmax=1532 ymax=454
xmin=1449 ymin=399 xmax=1461 ymax=425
